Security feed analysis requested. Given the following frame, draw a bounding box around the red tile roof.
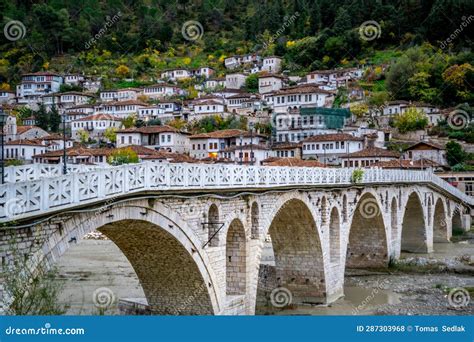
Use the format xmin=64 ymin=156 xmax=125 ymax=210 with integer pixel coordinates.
xmin=6 ymin=139 xmax=44 ymax=146
xmin=116 ymin=125 xmax=178 ymax=134
xmin=404 ymin=141 xmax=445 ymax=151
xmin=16 ymin=126 xmax=45 ymax=134
xmin=272 ymin=85 xmax=333 ymax=95
xmin=371 ymin=159 xmax=441 ymax=169
xmin=341 ymin=147 xmax=400 ymax=159
xmin=190 ymin=129 xmax=266 ymax=139
xmin=303 ymin=133 xmax=363 ymax=143
xmin=75 ymin=114 xmax=122 ymax=122
xmin=220 ymin=143 xmax=269 ymax=152
xmin=261 ymin=157 xmax=326 ymax=167
xmin=33 ymin=145 xmax=160 ymax=158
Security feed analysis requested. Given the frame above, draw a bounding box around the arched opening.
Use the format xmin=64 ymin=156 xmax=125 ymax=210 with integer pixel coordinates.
xmin=433 ymin=199 xmax=449 ymax=242
xmin=347 ymin=193 xmax=388 ymax=268
xmin=401 ymin=192 xmax=427 ymax=253
xmin=452 ymin=208 xmax=463 ymax=234
xmin=208 ymin=204 xmax=220 ymax=247
xmin=226 ymin=219 xmax=246 ymax=295
xmin=98 ymin=219 xmax=213 ymax=315
xmin=390 ymin=197 xmax=398 ymax=249
xmin=329 ymin=207 xmax=341 ymax=263
xmin=251 ymin=202 xmax=260 ymax=239
xmin=259 ymin=199 xmax=326 ymax=305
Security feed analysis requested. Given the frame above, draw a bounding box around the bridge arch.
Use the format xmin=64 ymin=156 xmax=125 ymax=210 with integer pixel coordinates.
xmin=433 ymin=198 xmax=449 ymax=242
xmin=207 ymin=203 xmax=220 ymax=247
xmin=226 ymin=219 xmax=247 ymax=295
xmin=44 ymin=201 xmax=221 ymax=315
xmin=346 ymin=192 xmax=388 ymax=268
xmin=262 ymin=197 xmax=328 ymax=304
xmin=401 ymin=191 xmax=428 ymax=253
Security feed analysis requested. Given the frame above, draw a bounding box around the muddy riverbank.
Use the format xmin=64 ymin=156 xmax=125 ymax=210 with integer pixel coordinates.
xmin=55 ymin=232 xmax=474 ymax=315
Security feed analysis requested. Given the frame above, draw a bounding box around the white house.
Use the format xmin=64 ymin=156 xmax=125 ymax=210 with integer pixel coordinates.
xmin=99 ymin=88 xmax=141 ymax=102
xmin=95 ymin=100 xmax=147 ymax=118
xmin=39 ymin=134 xmax=74 ymax=151
xmin=83 ymin=78 xmax=101 ymax=93
xmin=43 ymin=92 xmax=94 ymax=112
xmin=258 ymin=74 xmax=285 ymax=94
xmin=224 ymin=56 xmax=241 ymax=70
xmin=241 ymin=54 xmax=261 ymax=65
xmin=191 ymin=100 xmax=226 ymax=120
xmin=142 ymin=84 xmax=183 ymax=99
xmin=195 ymin=67 xmax=215 ymax=79
xmin=226 ymin=73 xmax=247 ymax=89
xmin=305 ymin=68 xmax=358 ymax=89
xmin=268 ymin=85 xmax=335 ymax=114
xmin=189 ymin=129 xmax=267 ymax=159
xmin=3 ymin=115 xmax=18 ymax=141
xmin=161 ymin=69 xmax=192 ymax=81
xmin=63 ymin=74 xmax=85 ymax=86
xmin=205 ymin=78 xmax=226 ymax=90
xmin=261 ymin=56 xmax=282 ymax=73
xmin=16 ymin=72 xmax=63 ymax=105
xmin=0 ymin=90 xmax=15 ymax=104
xmin=219 ymin=143 xmax=270 ymax=165
xmin=71 ymin=114 xmax=123 ymax=141
xmin=403 ymin=141 xmax=447 ymax=166
xmin=340 ymin=147 xmax=400 ymax=168
xmin=66 ymin=104 xmax=95 ymax=115
xmin=301 ymin=133 xmax=364 ymax=165
xmin=226 ymin=93 xmax=261 ymax=114
xmin=5 ymin=139 xmax=46 ymax=162
xmin=16 ymin=125 xmax=49 ymax=141
xmin=382 ymin=101 xmax=441 ymax=125
xmin=116 ymin=125 xmax=190 ymax=153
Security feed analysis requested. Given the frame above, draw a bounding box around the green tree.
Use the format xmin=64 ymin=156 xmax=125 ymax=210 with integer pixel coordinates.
xmin=121 ymin=115 xmax=136 ymax=129
xmin=244 ymin=74 xmax=259 ymax=93
xmin=107 ymin=148 xmax=139 ymax=165
xmin=33 ymin=104 xmax=50 ymax=131
xmin=3 ymin=239 xmax=66 ymax=315
xmin=393 ymin=107 xmax=429 ymax=133
xmin=446 ymin=141 xmax=467 ymax=167
xmin=104 ymin=127 xmax=117 ymax=143
xmin=49 ymin=105 xmax=61 ymax=133
xmin=115 ymin=65 xmax=130 ymax=78
xmin=350 ymin=103 xmax=369 ymax=118
xmin=408 ymin=72 xmax=437 ymax=103
xmin=77 ymin=129 xmax=89 ymax=144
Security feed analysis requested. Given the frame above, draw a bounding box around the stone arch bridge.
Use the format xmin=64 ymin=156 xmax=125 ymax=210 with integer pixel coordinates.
xmin=0 ymin=163 xmax=472 ymax=315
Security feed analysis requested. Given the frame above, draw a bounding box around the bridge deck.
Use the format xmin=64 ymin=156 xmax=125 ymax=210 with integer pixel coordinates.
xmin=0 ymin=162 xmax=472 ymax=224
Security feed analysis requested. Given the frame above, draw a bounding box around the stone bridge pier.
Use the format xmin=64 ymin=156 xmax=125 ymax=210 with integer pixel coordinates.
xmin=0 ymin=184 xmax=470 ymax=315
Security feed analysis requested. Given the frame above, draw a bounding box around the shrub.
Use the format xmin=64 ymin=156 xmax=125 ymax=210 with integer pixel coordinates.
xmin=351 ymin=169 xmax=364 ymax=183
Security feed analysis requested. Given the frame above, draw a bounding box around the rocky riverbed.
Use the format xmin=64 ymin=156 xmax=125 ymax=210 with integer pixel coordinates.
xmin=55 ymin=231 xmax=474 ymax=315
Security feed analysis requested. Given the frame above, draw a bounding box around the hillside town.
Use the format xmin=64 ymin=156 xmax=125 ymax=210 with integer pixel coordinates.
xmin=0 ymin=53 xmax=472 ymax=197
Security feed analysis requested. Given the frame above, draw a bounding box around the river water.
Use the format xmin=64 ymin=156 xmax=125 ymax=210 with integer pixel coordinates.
xmin=55 ymin=237 xmax=474 ymax=315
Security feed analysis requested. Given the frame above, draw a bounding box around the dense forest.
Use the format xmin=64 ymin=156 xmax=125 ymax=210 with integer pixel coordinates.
xmin=0 ymin=0 xmax=473 ymax=106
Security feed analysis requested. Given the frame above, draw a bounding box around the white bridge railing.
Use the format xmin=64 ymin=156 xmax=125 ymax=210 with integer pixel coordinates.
xmin=3 ymin=164 xmax=102 ymax=183
xmin=0 ymin=162 xmax=472 ymax=223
